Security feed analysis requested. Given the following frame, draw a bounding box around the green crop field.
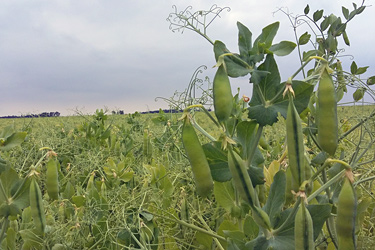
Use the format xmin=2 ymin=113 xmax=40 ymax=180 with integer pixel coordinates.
xmin=0 ymin=104 xmax=374 ymax=249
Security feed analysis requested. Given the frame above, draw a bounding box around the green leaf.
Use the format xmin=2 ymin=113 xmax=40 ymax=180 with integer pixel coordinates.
xmin=342 ymin=6 xmax=349 ymax=19
xmin=214 ymin=181 xmax=235 ymax=212
xmin=217 ymin=220 xmax=240 ymax=248
xmin=335 ymin=23 xmax=346 ymax=36
xmin=307 ymin=204 xmax=332 ymax=240
xmin=0 ymin=132 xmax=27 ymax=151
xmin=261 ymin=22 xmax=280 ymax=48
xmin=304 ymin=5 xmax=310 ymax=15
xmin=263 ymin=171 xmax=286 ymax=227
xmin=214 ymin=40 xmax=252 ymax=78
xmin=0 ymin=126 xmax=15 ymax=140
xmin=353 ymin=88 xmax=365 ymax=102
xmin=268 ymin=41 xmax=296 ymax=56
xmin=19 ymin=229 xmax=44 ymax=249
xmin=243 ymin=215 xmax=259 ymax=238
xmin=252 ymin=22 xmax=280 ymax=53
xmin=0 ymin=167 xmax=30 ymax=217
xmin=320 ymin=17 xmax=330 ymax=31
xmin=356 ymin=66 xmax=369 ymax=75
xmin=237 ymin=22 xmax=252 ymax=61
xmin=350 ymin=61 xmax=358 ymax=74
xmin=313 ymin=9 xmax=323 ymax=22
xmin=249 ymin=234 xmax=294 ymax=250
xmin=367 ymin=76 xmax=375 ymax=85
xmin=196 ymin=231 xmax=212 ymax=249
xmin=203 ymin=142 xmax=231 ymax=182
xmin=247 ymin=163 xmax=266 ymax=187
xmin=236 ymin=121 xmax=258 ymax=161
xmin=223 ymin=231 xmax=246 ymax=249
xmin=357 ymin=6 xmax=366 ymax=14
xmin=248 ymin=55 xmax=314 ymax=126
xmin=298 ymin=32 xmax=311 ymax=45
xmin=302 ymin=50 xmax=320 ymax=61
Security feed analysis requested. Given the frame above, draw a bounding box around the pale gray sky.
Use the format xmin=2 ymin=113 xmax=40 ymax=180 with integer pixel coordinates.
xmin=0 ymin=0 xmax=374 ymax=116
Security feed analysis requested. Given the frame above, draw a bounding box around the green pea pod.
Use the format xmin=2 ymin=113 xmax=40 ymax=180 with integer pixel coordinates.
xmin=213 ymin=63 xmax=233 ymax=123
xmin=336 ymin=176 xmax=356 ymax=250
xmin=143 ymin=129 xmax=153 ymax=159
xmin=182 ymin=117 xmax=213 ymax=197
xmin=29 ymin=178 xmax=46 ymax=235
xmin=286 ymin=96 xmax=306 ymax=187
xmin=180 ymin=197 xmax=189 ymax=222
xmin=227 ymin=147 xmax=256 ymax=207
xmin=46 ymin=158 xmax=59 ymax=201
xmin=317 ymin=66 xmax=338 ymax=156
xmin=295 ymin=200 xmax=314 ymax=250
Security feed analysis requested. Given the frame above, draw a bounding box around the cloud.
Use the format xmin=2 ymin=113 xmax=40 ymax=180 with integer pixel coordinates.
xmin=0 ymin=0 xmax=374 ymax=116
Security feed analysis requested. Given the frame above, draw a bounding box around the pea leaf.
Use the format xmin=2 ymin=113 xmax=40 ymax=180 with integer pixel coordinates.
xmin=268 ymin=41 xmax=296 ymax=56
xmin=248 ymin=54 xmax=314 ymax=126
xmin=356 ymin=66 xmax=369 ymax=75
xmin=302 ymin=49 xmax=320 ymax=61
xmin=307 ymin=204 xmax=332 ymax=240
xmin=235 ymin=121 xmax=258 ymax=161
xmin=350 ymin=61 xmax=358 ymax=74
xmin=342 ymin=6 xmax=349 ymax=19
xmin=214 ymin=40 xmax=252 ymax=78
xmin=263 ymin=170 xmax=286 ymax=227
xmin=214 ymin=181 xmax=235 ymax=212
xmin=367 ymin=76 xmax=375 ymax=85
xmin=313 ymin=9 xmax=324 ymax=22
xmin=353 ymin=88 xmax=365 ymax=102
xmin=203 ymin=142 xmax=231 ymax=182
xmin=237 ymin=22 xmax=252 ymax=62
xmin=320 ymin=17 xmax=330 ymax=31
xmin=252 ymin=22 xmax=280 ymax=54
xmin=304 ymin=5 xmax=310 ymax=15
xmin=0 ymin=168 xmax=30 ymax=218
xmin=298 ymin=32 xmax=311 ymax=45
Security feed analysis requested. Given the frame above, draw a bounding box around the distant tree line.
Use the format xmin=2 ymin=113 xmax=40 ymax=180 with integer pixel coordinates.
xmin=0 ymin=111 xmax=60 ymax=119
xmin=1 ymin=108 xmax=212 ymax=119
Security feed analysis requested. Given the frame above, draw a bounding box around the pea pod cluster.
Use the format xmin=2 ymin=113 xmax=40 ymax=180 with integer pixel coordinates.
xmin=286 ymin=95 xmax=306 ymax=187
xmin=317 ymin=66 xmax=338 ymax=156
xmin=213 ymin=63 xmax=233 ymax=123
xmin=29 ymin=177 xmax=46 ymax=235
xmin=336 ymin=175 xmax=356 ymax=250
xmin=182 ymin=116 xmax=213 ymax=197
xmin=295 ymin=199 xmax=314 ymax=250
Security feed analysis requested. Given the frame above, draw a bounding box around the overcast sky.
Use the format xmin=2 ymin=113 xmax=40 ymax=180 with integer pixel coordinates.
xmin=0 ymin=0 xmax=374 ymax=116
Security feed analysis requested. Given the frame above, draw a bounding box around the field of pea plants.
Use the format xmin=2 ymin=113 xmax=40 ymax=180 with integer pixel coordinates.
xmin=1 ymin=2 xmax=375 ymax=250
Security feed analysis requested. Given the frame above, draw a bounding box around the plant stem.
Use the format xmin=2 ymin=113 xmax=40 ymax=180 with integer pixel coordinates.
xmin=272 ymin=198 xmax=301 ymax=235
xmin=339 ymin=110 xmax=375 ymax=141
xmin=307 ymin=170 xmax=345 ymax=203
xmin=151 ymin=211 xmax=226 ymax=241
xmin=197 ymin=215 xmax=225 ymax=250
xmin=191 ymin=116 xmax=217 ymax=142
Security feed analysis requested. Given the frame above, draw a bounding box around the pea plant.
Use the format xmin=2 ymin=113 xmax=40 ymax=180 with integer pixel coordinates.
xmin=165 ymin=1 xmax=375 ymax=249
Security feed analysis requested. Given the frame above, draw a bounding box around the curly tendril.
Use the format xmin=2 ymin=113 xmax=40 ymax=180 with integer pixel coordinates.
xmin=166 ymin=5 xmax=230 ymax=45
xmin=155 ymin=65 xmax=213 ymax=111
